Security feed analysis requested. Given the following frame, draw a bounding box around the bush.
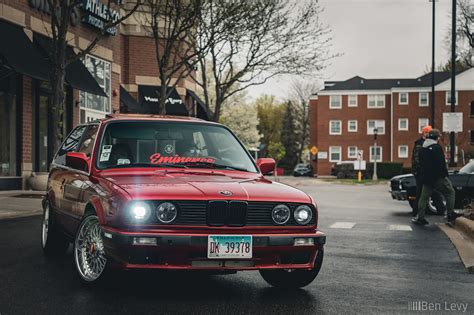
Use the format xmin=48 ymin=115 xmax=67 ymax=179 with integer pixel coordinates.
xmin=364 ymin=162 xmax=404 ymax=179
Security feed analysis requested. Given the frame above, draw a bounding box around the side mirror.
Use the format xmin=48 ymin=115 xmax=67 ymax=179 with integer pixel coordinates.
xmin=66 ymin=152 xmax=89 ymax=173
xmin=257 ymin=158 xmax=275 ymax=175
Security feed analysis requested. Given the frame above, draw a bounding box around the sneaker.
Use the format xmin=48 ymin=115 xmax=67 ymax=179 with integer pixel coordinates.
xmin=411 ymin=217 xmax=429 ymax=225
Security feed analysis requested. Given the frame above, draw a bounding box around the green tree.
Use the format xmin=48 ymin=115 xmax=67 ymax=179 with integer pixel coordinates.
xmin=255 ymin=95 xmax=285 ymax=155
xmin=280 ymin=101 xmax=300 ymax=170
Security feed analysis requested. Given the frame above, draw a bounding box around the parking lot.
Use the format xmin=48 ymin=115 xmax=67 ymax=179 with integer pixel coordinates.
xmin=0 ymin=179 xmax=472 ymax=314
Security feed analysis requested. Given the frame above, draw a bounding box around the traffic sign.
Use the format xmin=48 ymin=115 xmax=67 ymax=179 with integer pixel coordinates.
xmin=310 ymin=146 xmax=318 ymax=156
xmin=443 ymin=112 xmax=463 ymax=133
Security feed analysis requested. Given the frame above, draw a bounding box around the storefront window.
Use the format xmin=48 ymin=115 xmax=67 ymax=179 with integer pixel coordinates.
xmin=0 ymin=75 xmax=18 ymax=176
xmin=79 ymin=55 xmax=111 ymax=123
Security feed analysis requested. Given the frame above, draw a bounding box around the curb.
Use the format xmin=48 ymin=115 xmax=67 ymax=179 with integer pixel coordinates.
xmin=455 ymin=217 xmax=474 ymax=240
xmin=438 ymin=223 xmax=474 ymax=273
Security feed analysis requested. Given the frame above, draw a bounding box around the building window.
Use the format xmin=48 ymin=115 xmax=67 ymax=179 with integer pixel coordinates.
xmin=370 ymin=146 xmax=383 ymax=162
xmin=367 ymin=95 xmax=385 ymax=108
xmin=470 ymin=100 xmax=474 ymax=116
xmin=419 ymin=92 xmax=429 ymax=107
xmin=399 ymin=92 xmax=408 ymax=105
xmin=445 ymin=91 xmax=458 ymax=106
xmin=348 ymin=95 xmax=358 ymax=107
xmin=398 ymin=118 xmax=409 ymax=131
xmin=329 ymin=95 xmax=342 ymax=109
xmin=348 ymin=146 xmax=358 ymax=159
xmin=348 ymin=120 xmax=358 ymax=132
xmin=470 ymin=130 xmax=474 ymax=144
xmin=79 ymin=54 xmax=111 ymax=123
xmin=329 ymin=120 xmax=342 ymax=135
xmin=418 ymin=118 xmax=430 ymax=133
xmin=0 ymin=75 xmax=19 ymax=176
xmin=398 ymin=145 xmax=409 ymax=158
xmin=329 ymin=146 xmax=342 ymax=162
xmin=367 ymin=120 xmax=385 ymax=135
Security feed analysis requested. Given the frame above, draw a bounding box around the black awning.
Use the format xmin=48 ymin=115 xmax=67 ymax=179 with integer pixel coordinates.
xmin=33 ymin=35 xmax=106 ymax=97
xmin=186 ymin=89 xmax=210 ymax=120
xmin=120 ymin=86 xmax=142 ymax=113
xmin=0 ymin=20 xmax=50 ymax=81
xmin=138 ymin=85 xmax=188 ymax=116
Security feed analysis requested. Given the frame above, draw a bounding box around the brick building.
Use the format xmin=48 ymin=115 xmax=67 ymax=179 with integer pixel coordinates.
xmin=309 ymin=69 xmax=474 ymax=176
xmin=0 ymin=1 xmax=206 ymax=189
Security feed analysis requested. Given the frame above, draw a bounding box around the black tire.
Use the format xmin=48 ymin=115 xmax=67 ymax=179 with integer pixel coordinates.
xmin=428 ymin=193 xmax=446 ymax=215
xmin=259 ymin=250 xmax=324 ymax=289
xmin=73 ymin=214 xmax=111 ymax=284
xmin=41 ymin=200 xmax=69 ymax=256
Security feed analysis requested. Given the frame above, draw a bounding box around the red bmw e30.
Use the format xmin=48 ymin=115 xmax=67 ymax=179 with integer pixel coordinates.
xmin=41 ymin=114 xmax=325 ymax=288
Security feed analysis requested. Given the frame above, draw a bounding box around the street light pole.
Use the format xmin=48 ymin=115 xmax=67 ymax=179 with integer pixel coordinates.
xmin=430 ymin=0 xmax=436 ymax=128
xmin=372 ymin=128 xmax=378 ymax=181
xmin=449 ymin=0 xmax=457 ymax=167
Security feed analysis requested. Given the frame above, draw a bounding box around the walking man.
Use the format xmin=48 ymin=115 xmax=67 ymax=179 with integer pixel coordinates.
xmin=411 ymin=125 xmax=432 ymax=217
xmin=412 ymin=129 xmax=457 ymax=225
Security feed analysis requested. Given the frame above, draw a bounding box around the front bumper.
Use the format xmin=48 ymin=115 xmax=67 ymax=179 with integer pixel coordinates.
xmin=101 ymin=226 xmax=326 ymax=271
xmin=389 ymin=190 xmax=407 ymax=201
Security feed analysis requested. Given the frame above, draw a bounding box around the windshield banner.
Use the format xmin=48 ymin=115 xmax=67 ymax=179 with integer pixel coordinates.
xmin=150 ymin=153 xmax=215 ymax=165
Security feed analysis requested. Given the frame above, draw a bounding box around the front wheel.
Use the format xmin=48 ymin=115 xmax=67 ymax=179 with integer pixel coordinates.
xmin=41 ymin=201 xmax=69 ymax=256
xmin=259 ymin=250 xmax=324 ymax=289
xmin=428 ymin=194 xmax=446 ymax=215
xmin=74 ymin=214 xmax=109 ymax=284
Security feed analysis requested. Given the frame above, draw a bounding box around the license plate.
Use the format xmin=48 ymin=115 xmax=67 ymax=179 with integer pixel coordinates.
xmin=207 ymin=235 xmax=252 ymax=259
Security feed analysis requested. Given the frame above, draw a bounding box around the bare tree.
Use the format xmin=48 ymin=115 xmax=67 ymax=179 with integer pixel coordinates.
xmin=44 ymin=0 xmax=141 ymax=153
xmin=445 ymin=0 xmax=473 ymax=68
xmin=288 ymin=80 xmax=319 ymax=163
xmin=145 ymin=0 xmax=205 ymax=114
xmin=195 ymin=0 xmax=332 ymax=122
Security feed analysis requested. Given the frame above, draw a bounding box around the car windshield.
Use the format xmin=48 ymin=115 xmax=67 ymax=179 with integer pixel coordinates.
xmin=96 ymin=121 xmax=258 ymax=172
xmin=459 ymin=161 xmax=474 ymax=174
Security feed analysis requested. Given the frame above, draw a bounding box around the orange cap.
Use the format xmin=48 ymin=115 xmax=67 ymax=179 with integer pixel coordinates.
xmin=422 ymin=125 xmax=432 ymax=133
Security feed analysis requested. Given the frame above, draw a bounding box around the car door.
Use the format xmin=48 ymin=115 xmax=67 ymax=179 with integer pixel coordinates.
xmin=49 ymin=126 xmax=87 ymax=233
xmin=62 ymin=124 xmax=100 ymax=234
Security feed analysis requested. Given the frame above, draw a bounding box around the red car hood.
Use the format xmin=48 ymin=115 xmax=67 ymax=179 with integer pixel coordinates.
xmin=98 ymin=170 xmax=311 ymax=203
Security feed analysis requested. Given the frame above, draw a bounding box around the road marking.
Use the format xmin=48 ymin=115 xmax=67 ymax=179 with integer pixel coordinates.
xmin=388 ymin=224 xmax=412 ymax=231
xmin=329 ymin=222 xmax=356 ymax=229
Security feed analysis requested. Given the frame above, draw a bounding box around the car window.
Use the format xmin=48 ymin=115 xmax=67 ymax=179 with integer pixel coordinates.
xmin=96 ymin=121 xmax=258 ymax=172
xmin=53 ymin=126 xmax=87 ymax=166
xmin=77 ymin=125 xmax=99 ymax=158
xmin=459 ymin=161 xmax=474 ymax=174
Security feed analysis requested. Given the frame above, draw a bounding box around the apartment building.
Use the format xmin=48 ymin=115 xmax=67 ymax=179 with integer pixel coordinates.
xmin=309 ymin=68 xmax=474 ymax=175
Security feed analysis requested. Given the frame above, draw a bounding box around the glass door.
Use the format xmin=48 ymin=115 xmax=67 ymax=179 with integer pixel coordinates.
xmin=37 ymin=93 xmax=50 ymax=172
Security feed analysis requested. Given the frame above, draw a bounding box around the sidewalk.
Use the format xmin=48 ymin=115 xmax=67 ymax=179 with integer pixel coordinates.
xmin=438 ymin=204 xmax=474 ymax=273
xmin=0 ymin=191 xmax=44 ymax=220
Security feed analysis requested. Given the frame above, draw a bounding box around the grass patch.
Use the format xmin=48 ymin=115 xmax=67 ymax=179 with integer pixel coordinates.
xmin=322 ymin=179 xmax=388 ymax=185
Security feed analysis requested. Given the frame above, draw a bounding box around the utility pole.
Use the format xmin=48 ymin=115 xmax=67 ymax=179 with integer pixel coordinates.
xmin=449 ymin=0 xmax=457 ymax=167
xmin=372 ymin=128 xmax=378 ymax=181
xmin=430 ymin=0 xmax=436 ymax=128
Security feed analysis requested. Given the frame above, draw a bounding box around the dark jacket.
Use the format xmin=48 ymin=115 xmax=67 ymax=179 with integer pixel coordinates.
xmin=411 ymin=137 xmax=424 ymax=176
xmin=419 ymin=139 xmax=448 ymax=185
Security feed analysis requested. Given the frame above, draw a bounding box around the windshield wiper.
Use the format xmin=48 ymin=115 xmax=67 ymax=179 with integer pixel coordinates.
xmin=184 ymin=161 xmax=249 ymax=172
xmin=110 ymin=163 xmax=187 ymax=169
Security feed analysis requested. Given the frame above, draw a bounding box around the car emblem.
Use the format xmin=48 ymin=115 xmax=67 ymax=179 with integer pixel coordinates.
xmin=219 ymin=191 xmax=233 ymax=196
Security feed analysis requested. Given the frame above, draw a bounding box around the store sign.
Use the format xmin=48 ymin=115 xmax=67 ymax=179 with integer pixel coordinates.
xmin=82 ymin=0 xmax=121 ymax=36
xmin=443 ymin=112 xmax=463 ymax=133
xmin=28 ymin=0 xmax=80 ymax=26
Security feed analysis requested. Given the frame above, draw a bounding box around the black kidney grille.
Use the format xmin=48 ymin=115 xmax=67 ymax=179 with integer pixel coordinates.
xmin=207 ymin=201 xmax=228 ymax=226
xmin=228 ymin=201 xmax=247 ymax=226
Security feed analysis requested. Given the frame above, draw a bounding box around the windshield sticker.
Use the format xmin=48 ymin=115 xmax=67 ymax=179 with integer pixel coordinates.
xmin=99 ymin=152 xmax=110 ymax=162
xmin=164 ymin=144 xmax=174 ymax=154
xmin=149 ymin=153 xmax=215 ymax=165
xmin=117 ymin=158 xmax=130 ymax=165
xmin=102 ymin=145 xmax=112 ymax=153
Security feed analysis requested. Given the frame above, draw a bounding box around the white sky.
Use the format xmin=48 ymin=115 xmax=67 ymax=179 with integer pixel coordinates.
xmin=246 ymin=0 xmax=453 ymax=100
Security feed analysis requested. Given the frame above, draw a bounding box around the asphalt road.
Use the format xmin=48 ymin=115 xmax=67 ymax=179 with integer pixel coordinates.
xmin=0 ymin=180 xmax=473 ymax=314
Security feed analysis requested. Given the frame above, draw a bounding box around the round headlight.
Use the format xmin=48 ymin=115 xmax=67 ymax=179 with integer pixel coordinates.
xmin=294 ymin=205 xmax=312 ymax=225
xmin=129 ymin=202 xmax=151 ymax=222
xmin=156 ymin=202 xmax=178 ymax=223
xmin=272 ymin=204 xmax=290 ymax=225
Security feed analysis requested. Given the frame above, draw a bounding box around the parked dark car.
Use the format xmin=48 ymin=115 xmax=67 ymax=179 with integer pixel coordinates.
xmin=389 ymin=160 xmax=474 ymax=214
xmin=293 ymin=163 xmax=313 ymax=177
